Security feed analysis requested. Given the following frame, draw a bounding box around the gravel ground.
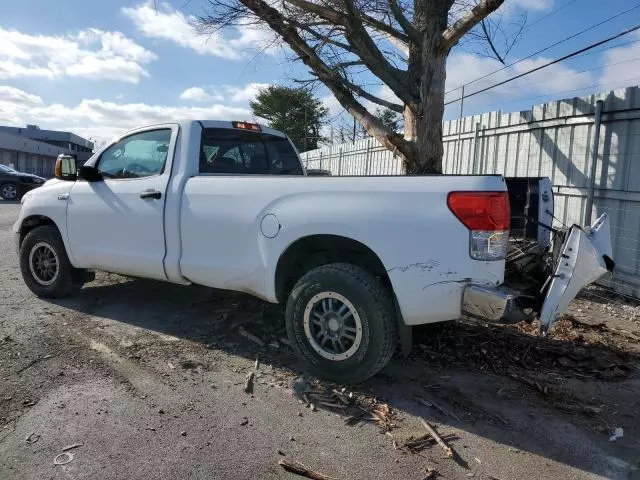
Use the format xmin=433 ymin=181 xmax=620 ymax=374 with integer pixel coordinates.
xmin=1 ymin=201 xmax=639 ymax=480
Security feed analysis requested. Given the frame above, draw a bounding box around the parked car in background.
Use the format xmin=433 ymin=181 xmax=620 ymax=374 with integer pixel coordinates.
xmin=0 ymin=164 xmax=46 ymax=200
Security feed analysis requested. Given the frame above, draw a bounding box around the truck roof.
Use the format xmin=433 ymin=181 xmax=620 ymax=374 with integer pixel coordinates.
xmin=193 ymin=120 xmax=287 ymax=138
xmin=112 ymin=120 xmax=287 ymax=143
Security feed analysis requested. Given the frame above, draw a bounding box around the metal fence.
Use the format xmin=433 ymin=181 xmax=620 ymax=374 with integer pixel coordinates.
xmin=300 ymin=86 xmax=640 ymax=299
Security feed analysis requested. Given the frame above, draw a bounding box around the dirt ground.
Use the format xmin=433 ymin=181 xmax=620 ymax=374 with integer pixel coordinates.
xmin=1 ymin=201 xmax=639 ymax=480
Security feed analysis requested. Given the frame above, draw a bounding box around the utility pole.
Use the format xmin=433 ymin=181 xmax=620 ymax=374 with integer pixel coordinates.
xmin=584 ymin=100 xmax=604 ymax=224
xmin=454 ymin=85 xmax=465 ymax=172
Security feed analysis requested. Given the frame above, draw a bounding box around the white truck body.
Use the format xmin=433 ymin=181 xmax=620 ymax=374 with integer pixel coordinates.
xmin=14 ymin=120 xmax=614 ymax=381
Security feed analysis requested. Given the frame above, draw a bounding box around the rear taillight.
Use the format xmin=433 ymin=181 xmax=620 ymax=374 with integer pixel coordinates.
xmin=447 ymin=191 xmax=510 ymax=261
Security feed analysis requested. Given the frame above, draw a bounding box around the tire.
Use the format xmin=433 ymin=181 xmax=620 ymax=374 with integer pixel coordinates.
xmin=1 ymin=182 xmax=20 ymax=201
xmin=19 ymin=225 xmax=81 ymax=298
xmin=286 ymin=263 xmax=398 ymax=383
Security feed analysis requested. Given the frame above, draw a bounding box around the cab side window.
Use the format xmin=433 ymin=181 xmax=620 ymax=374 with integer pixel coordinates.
xmin=98 ymin=129 xmax=172 ymax=179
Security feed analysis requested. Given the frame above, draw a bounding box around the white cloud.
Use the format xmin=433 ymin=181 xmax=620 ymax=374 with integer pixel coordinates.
xmin=0 ymin=85 xmax=254 ymax=143
xmin=0 ymin=86 xmax=43 ymax=106
xmin=497 ymin=0 xmax=553 ymax=16
xmin=0 ymin=27 xmax=156 ymax=83
xmin=180 ymin=86 xmax=220 ymax=102
xmin=122 ymin=2 xmax=280 ymax=60
xmin=508 ymin=0 xmax=553 ymax=11
xmin=226 ymin=83 xmax=271 ymax=103
xmin=598 ymin=32 xmax=640 ymax=88
xmin=321 ymin=95 xmax=343 ymax=116
xmin=180 ymin=83 xmax=270 ymax=103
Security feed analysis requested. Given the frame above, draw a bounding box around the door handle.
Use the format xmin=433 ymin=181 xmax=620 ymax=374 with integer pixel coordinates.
xmin=140 ymin=190 xmax=162 ymax=200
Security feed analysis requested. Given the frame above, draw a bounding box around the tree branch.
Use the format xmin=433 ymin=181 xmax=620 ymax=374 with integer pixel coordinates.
xmin=388 ymin=0 xmax=421 ymax=45
xmin=294 ymin=23 xmax=354 ymax=52
xmin=359 ymin=12 xmax=411 ymax=44
xmin=341 ymin=3 xmax=414 ymax=104
xmin=239 ymin=0 xmax=413 ymax=158
xmin=334 ymin=60 xmax=365 ymax=68
xmin=441 ymin=0 xmax=504 ymax=52
xmin=283 ymin=0 xmax=345 ymax=25
xmin=341 ymin=79 xmax=404 ymax=112
xmin=480 ymin=19 xmax=505 ymax=64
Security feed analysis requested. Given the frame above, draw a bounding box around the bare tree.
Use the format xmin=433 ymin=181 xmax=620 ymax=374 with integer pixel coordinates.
xmin=198 ymin=0 xmax=506 ymax=173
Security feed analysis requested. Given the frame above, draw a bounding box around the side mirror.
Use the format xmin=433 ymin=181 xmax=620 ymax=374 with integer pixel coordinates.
xmin=54 ymin=154 xmax=77 ymax=181
xmin=77 ymin=165 xmax=103 ymax=182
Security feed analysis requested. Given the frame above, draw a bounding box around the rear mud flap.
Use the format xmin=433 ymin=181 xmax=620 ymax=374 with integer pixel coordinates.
xmin=539 ymin=213 xmax=614 ymax=334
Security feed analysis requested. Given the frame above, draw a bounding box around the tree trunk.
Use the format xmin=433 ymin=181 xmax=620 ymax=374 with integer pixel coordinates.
xmin=403 ymin=0 xmax=449 ymax=175
xmin=404 ymin=52 xmax=446 ymax=174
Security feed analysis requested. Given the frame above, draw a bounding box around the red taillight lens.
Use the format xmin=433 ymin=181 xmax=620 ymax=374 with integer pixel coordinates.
xmin=447 ymin=191 xmax=510 ymax=231
xmin=232 ymin=121 xmax=262 ymax=132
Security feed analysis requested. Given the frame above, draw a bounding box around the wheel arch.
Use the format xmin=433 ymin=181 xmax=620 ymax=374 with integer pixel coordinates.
xmin=18 ymin=215 xmax=60 ymax=250
xmin=274 ymin=234 xmax=392 ymax=304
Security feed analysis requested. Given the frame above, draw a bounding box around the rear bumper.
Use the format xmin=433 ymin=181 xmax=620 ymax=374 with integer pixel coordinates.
xmin=461 ymin=284 xmax=535 ymax=324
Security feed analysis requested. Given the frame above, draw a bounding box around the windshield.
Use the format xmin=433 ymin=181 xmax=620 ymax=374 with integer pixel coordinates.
xmin=0 ymin=164 xmax=16 ymax=173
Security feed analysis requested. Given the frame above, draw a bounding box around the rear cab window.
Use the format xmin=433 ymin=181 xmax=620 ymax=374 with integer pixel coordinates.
xmin=199 ymin=128 xmax=303 ymax=175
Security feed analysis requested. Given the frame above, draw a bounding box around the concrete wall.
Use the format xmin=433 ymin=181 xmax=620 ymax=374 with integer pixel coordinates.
xmin=300 ymin=85 xmax=640 ymax=298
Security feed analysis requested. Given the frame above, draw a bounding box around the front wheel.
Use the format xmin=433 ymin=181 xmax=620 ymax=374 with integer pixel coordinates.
xmin=19 ymin=225 xmax=81 ymax=298
xmin=1 ymin=182 xmax=19 ymax=201
xmin=285 ymin=263 xmax=398 ymax=383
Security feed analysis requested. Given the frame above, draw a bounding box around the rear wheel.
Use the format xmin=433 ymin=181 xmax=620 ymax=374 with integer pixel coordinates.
xmin=19 ymin=225 xmax=83 ymax=298
xmin=1 ymin=182 xmax=19 ymax=200
xmin=285 ymin=263 xmax=397 ymax=383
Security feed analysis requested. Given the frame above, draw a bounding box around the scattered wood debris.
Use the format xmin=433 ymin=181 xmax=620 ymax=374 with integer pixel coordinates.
xmin=244 ymin=372 xmax=255 ymax=394
xmin=238 ymin=327 xmax=265 ymax=347
xmin=423 ymin=467 xmax=438 ymax=479
xmin=278 ymin=459 xmax=337 ymax=480
xmin=414 ymin=395 xmax=461 ymax=422
xmin=385 ymin=431 xmax=398 ymax=450
xmin=294 ymin=384 xmax=396 ymax=430
xmin=414 ymin=315 xmax=634 ymax=382
xmin=420 ymin=419 xmax=453 ymax=458
xmin=62 ymin=443 xmax=83 ymax=451
xmin=402 ymin=434 xmax=436 ymax=453
xmin=17 ymin=354 xmax=54 ymax=374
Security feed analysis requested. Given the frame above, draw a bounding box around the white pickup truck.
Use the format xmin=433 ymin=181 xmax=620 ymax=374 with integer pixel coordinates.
xmin=14 ymin=120 xmax=615 ymax=382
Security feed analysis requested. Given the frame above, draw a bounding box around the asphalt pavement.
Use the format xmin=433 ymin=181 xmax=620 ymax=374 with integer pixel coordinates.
xmin=0 ymin=201 xmax=637 ymax=480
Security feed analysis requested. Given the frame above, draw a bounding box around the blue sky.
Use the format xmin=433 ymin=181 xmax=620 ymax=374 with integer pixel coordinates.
xmin=1 ymin=0 xmax=639 ymax=143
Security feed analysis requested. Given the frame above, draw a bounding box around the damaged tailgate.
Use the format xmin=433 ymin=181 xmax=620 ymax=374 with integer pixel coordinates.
xmin=539 ymin=213 xmax=615 ymax=333
xmin=462 ymin=177 xmax=615 ymax=333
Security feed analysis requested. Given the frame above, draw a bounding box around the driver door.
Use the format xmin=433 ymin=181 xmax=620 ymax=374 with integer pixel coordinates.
xmin=66 ymin=126 xmax=178 ymax=280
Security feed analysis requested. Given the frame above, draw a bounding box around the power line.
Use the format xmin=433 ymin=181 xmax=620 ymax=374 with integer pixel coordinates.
xmin=452 ymin=76 xmax=640 ymax=113
xmin=443 ymin=38 xmax=640 ymax=101
xmin=445 ymin=24 xmax=640 ymax=106
xmin=445 ymin=2 xmax=640 ymax=94
xmin=488 ymin=56 xmax=640 ymax=92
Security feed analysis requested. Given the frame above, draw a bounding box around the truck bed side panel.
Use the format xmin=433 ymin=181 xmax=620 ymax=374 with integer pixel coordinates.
xmin=179 ymin=175 xmax=507 ymax=325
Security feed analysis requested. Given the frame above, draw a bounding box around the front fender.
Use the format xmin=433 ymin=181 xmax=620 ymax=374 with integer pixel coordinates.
xmin=13 ymin=181 xmax=76 ymax=266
